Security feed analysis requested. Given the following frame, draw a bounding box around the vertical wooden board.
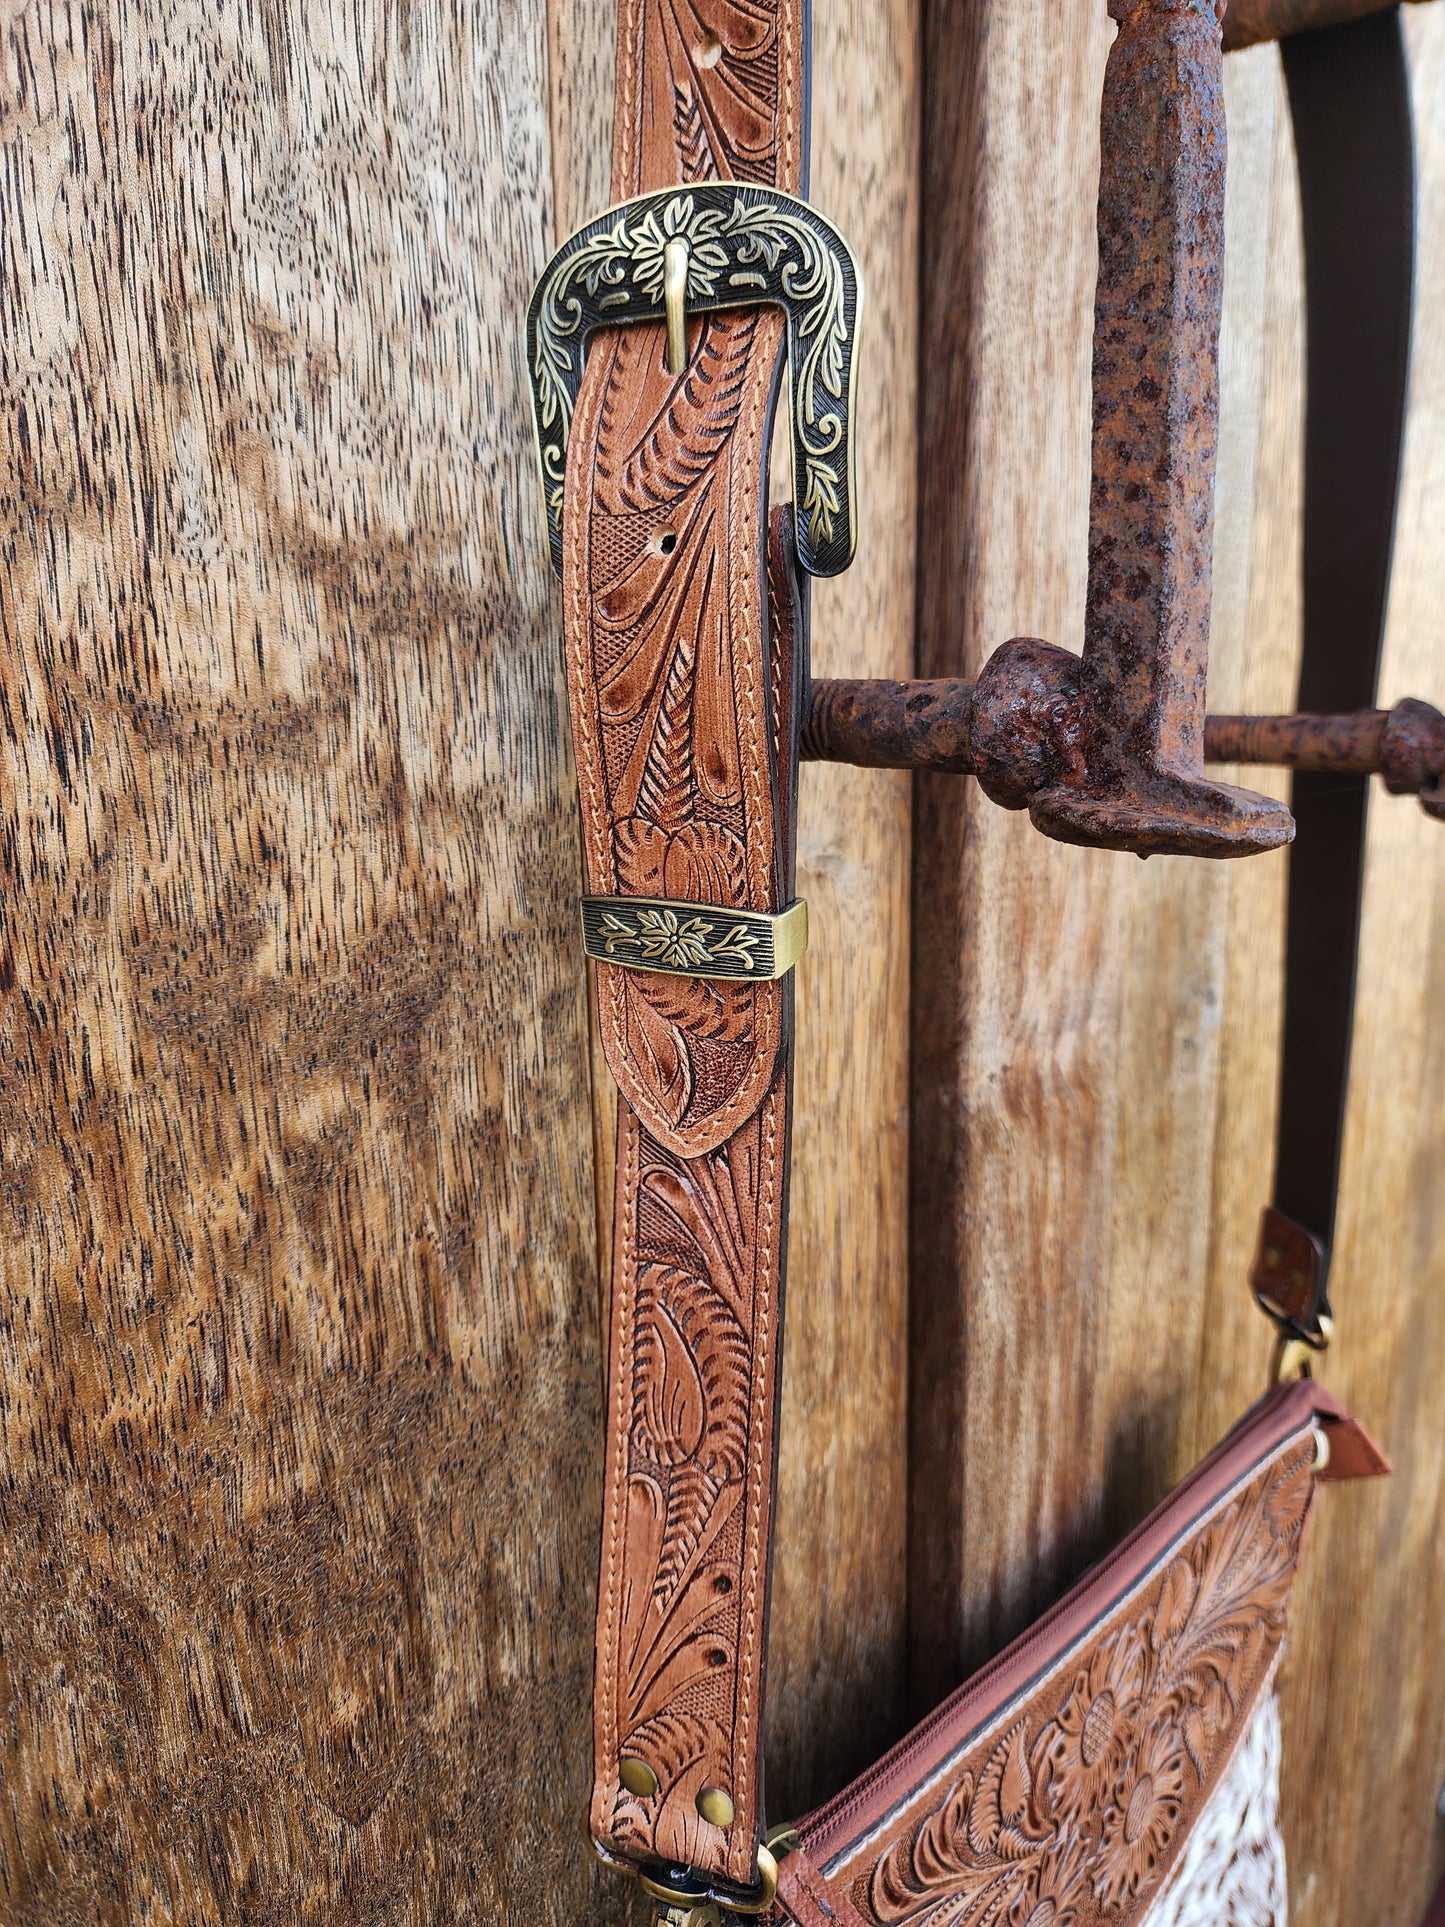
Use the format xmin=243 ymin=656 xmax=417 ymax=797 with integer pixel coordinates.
xmin=1277 ymin=13 xmax=1445 ymax=1919
xmin=766 ymin=0 xmax=919 ymax=1823
xmin=910 ymin=0 xmax=1311 ymax=1712
xmin=1099 ymin=49 xmax=1298 ymax=1514
xmin=545 ymin=0 xmax=617 ymax=1366
xmin=1194 ymin=60 xmax=1305 ymax=1459
xmin=914 ymin=6 xmax=1445 ymax=1918
xmin=911 ymin=0 xmax=1112 ymax=1705
xmin=910 ymin=0 xmax=1278 ymax=1706
xmin=0 ymin=3 xmax=612 ymax=1923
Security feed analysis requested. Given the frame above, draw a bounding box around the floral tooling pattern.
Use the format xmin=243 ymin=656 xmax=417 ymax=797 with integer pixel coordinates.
xmin=860 ymin=1444 xmax=1316 ymax=1927
xmin=592 ymin=1088 xmax=786 ymax=1880
xmin=580 ymin=0 xmax=805 ymax=1889
xmin=571 ymin=303 xmax=793 ymax=1159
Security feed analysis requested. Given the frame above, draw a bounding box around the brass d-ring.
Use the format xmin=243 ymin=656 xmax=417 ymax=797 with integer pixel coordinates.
xmin=637 ymin=1844 xmax=779 ymax=1919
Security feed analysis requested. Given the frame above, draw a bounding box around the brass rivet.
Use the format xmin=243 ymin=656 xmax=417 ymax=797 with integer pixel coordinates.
xmin=1312 ymin=1426 xmax=1331 ymax=1474
xmin=696 ymin=1786 xmax=735 ymax=1828
xmin=620 ymin=1756 xmax=659 ymax=1798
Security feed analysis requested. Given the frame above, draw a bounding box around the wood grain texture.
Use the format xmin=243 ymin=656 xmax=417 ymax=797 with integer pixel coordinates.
xmin=908 ymin=5 xmax=1281 ymax=1692
xmin=913 ymin=8 xmax=1445 ymax=1923
xmin=0 ymin=3 xmax=615 ymax=1923
xmin=765 ymin=0 xmax=918 ymax=1824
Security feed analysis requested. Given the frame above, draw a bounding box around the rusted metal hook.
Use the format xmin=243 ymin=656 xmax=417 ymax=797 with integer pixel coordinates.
xmin=802 ymin=679 xmax=1445 ymax=820
xmin=987 ymin=0 xmax=1294 ymax=857
xmin=797 ymin=0 xmax=1442 ymax=851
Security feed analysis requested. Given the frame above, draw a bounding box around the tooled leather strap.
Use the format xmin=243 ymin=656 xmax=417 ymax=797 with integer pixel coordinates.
xmin=564 ymin=0 xmax=810 ymax=1893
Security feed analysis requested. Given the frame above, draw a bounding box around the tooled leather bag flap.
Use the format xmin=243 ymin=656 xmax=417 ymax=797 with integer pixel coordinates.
xmin=769 ymin=1382 xmax=1383 ymax=1927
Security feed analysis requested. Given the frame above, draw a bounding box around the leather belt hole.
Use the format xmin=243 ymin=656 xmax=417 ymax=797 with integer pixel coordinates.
xmin=695 ymin=33 xmax=722 ymax=68
xmin=653 ymin=527 xmax=678 ymax=556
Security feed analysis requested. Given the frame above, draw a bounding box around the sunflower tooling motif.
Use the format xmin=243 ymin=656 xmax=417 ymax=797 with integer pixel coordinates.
xmin=865 ymin=1443 xmax=1314 ymax=1927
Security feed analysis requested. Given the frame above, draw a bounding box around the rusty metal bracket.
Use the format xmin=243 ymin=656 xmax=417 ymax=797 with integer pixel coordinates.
xmin=1223 ymin=0 xmax=1438 ymax=54
xmin=801 ymin=681 xmax=1445 ymax=821
xmin=794 ymin=3 xmax=1443 ymax=854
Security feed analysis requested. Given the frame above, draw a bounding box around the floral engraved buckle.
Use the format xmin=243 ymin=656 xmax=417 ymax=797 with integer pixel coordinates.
xmin=527 ymin=184 xmax=863 ymax=579
xmin=580 ymin=895 xmax=808 ymax=982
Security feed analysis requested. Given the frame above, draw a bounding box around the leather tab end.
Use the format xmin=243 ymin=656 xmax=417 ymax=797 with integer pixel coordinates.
xmin=1315 ymin=1412 xmax=1393 ymax=1482
xmin=774 ymin=1849 xmax=870 ymax=1927
xmin=1251 ymin=1205 xmax=1328 ymax=1335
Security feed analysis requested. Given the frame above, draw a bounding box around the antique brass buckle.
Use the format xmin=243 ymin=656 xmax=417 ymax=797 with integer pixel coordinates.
xmin=526 ymin=183 xmax=863 ymax=579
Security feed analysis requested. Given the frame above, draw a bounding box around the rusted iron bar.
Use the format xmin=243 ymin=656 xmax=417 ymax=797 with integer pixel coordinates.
xmin=1223 ymin=0 xmax=1436 ymax=53
xmin=1209 ymin=699 xmax=1445 ymax=817
xmin=992 ymin=0 xmax=1293 ymax=858
xmin=1205 ymin=710 xmax=1385 ymax=771
xmin=800 ymin=677 xmax=976 ymax=773
xmin=800 ymin=678 xmax=1445 ymax=816
xmin=820 ymin=2 xmax=1440 ymax=855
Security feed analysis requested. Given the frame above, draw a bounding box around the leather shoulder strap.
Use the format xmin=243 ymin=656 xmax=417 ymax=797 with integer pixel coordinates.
xmin=1253 ymin=6 xmax=1416 ymax=1337
xmin=565 ymin=0 xmax=811 ymax=1896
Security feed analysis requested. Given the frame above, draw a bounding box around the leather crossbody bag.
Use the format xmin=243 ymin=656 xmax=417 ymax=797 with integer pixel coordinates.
xmin=526 ymin=2 xmax=1445 ymax=1921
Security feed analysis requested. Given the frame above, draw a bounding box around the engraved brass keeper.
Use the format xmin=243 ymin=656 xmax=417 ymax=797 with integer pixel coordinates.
xmin=581 ymin=896 xmax=808 ymax=983
xmin=526 ymin=183 xmax=863 ymax=579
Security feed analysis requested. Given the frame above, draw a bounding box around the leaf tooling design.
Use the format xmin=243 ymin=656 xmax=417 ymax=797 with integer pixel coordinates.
xmin=634 ymin=1270 xmax=709 ymax=1465
xmin=598 ymin=1094 xmax=782 ymax=1870
xmin=627 ymin=986 xmax=694 ymax=1127
xmin=655 ymin=0 xmax=778 ymax=181
xmin=675 ymin=81 xmax=714 ymax=182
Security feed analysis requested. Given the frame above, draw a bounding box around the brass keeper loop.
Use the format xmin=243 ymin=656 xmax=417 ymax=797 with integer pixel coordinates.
xmin=581 ymin=895 xmax=808 ymax=982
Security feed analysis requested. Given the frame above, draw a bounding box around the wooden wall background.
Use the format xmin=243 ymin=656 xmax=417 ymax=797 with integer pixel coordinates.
xmin=913 ymin=10 xmax=1445 ymax=1926
xmin=0 ymin=5 xmax=1438 ymax=1927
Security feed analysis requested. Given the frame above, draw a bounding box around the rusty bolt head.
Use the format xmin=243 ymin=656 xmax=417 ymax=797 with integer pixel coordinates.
xmin=1379 ymin=697 xmax=1445 ymax=808
xmin=970 ymin=640 xmax=1087 ymax=812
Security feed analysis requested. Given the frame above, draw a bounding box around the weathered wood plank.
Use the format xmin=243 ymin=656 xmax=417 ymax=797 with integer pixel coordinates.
xmin=0 ymin=3 xmax=611 ymax=1922
xmin=912 ymin=0 xmax=1136 ymax=1708
xmin=912 ymin=8 xmax=1445 ymax=1922
xmin=766 ymin=0 xmax=919 ymax=1824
